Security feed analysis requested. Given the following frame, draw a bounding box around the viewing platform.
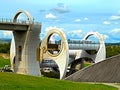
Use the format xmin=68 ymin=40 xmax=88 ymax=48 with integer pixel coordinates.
xmin=0 ymin=18 xmax=40 ymax=31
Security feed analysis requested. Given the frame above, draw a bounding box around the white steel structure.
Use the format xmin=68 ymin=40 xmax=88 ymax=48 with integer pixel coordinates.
xmin=8 ymin=10 xmax=106 ymax=79
xmin=40 ymin=27 xmax=106 ymax=79
xmin=80 ymin=32 xmax=106 ymax=63
xmin=40 ymin=27 xmax=69 ymax=79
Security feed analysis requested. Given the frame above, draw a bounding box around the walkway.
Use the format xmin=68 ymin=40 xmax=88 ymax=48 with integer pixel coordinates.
xmin=103 ymin=83 xmax=120 ymax=90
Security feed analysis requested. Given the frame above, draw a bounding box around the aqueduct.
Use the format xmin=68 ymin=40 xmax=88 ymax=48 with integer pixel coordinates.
xmin=0 ymin=10 xmax=41 ymax=76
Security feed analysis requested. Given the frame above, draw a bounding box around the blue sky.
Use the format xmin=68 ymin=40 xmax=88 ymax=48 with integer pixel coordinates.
xmin=1 ymin=0 xmax=120 ymax=42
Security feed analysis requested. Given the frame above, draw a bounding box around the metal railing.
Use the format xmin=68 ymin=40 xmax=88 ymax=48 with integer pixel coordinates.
xmin=0 ymin=18 xmax=41 ymax=25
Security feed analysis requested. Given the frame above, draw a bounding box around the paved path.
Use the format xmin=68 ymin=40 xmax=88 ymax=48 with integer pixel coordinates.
xmin=103 ymin=83 xmax=120 ymax=90
xmin=82 ymin=82 xmax=120 ymax=90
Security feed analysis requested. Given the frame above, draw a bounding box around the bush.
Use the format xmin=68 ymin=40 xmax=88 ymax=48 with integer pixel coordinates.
xmin=0 ymin=43 xmax=10 ymax=53
xmin=106 ymin=46 xmax=120 ymax=58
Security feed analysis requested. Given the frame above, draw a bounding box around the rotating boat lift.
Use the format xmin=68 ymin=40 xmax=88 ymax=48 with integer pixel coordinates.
xmin=39 ymin=27 xmax=106 ymax=79
xmin=10 ymin=10 xmax=106 ymax=79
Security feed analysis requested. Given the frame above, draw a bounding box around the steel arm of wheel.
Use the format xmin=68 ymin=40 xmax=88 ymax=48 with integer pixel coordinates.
xmin=40 ymin=27 xmax=69 ymax=79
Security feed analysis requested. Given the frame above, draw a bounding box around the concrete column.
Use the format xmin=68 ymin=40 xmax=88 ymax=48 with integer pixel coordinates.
xmin=10 ymin=10 xmax=41 ymax=76
xmin=11 ymin=24 xmax=41 ymax=76
xmin=11 ymin=25 xmax=41 ymax=76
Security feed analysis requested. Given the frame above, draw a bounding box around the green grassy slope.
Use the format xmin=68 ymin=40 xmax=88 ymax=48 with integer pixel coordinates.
xmin=0 ymin=72 xmax=117 ymax=90
xmin=0 ymin=56 xmax=10 ymax=68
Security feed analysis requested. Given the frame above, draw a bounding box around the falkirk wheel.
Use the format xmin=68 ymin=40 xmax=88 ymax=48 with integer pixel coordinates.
xmin=10 ymin=10 xmax=106 ymax=79
xmin=39 ymin=27 xmax=106 ymax=79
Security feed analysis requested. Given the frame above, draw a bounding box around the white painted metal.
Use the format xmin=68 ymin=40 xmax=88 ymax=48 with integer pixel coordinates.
xmin=78 ymin=32 xmax=106 ymax=63
xmin=40 ymin=28 xmax=106 ymax=79
xmin=10 ymin=10 xmax=106 ymax=78
xmin=68 ymin=43 xmax=99 ymax=50
xmin=10 ymin=37 xmax=15 ymax=71
xmin=40 ymin=27 xmax=69 ymax=79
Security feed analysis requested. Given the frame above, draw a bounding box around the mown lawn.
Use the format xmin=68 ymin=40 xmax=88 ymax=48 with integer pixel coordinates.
xmin=0 ymin=72 xmax=117 ymax=90
xmin=0 ymin=56 xmax=10 ymax=67
xmin=0 ymin=54 xmax=118 ymax=90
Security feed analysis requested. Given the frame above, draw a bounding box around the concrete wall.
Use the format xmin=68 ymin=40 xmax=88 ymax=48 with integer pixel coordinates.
xmin=65 ymin=54 xmax=120 ymax=83
xmin=0 ymin=23 xmax=28 ymax=30
xmin=11 ymin=24 xmax=41 ymax=76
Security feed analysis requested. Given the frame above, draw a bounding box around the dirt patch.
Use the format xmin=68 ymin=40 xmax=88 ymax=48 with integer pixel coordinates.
xmin=0 ymin=53 xmax=10 ymax=59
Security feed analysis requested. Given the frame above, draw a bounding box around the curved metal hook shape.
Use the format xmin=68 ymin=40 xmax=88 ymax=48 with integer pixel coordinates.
xmin=81 ymin=32 xmax=106 ymax=63
xmin=83 ymin=32 xmax=104 ymax=45
xmin=40 ymin=27 xmax=69 ymax=79
xmin=79 ymin=32 xmax=106 ymax=63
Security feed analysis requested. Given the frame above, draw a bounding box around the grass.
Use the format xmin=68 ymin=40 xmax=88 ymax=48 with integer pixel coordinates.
xmin=84 ymin=61 xmax=92 ymax=67
xmin=0 ymin=54 xmax=118 ymax=90
xmin=0 ymin=56 xmax=10 ymax=68
xmin=0 ymin=72 xmax=117 ymax=90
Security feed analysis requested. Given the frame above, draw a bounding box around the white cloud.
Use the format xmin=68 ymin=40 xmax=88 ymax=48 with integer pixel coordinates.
xmin=74 ymin=19 xmax=81 ymax=22
xmin=111 ymin=28 xmax=120 ymax=33
xmin=101 ymin=34 xmax=109 ymax=40
xmin=45 ymin=13 xmax=56 ymax=19
xmin=52 ymin=3 xmax=69 ymax=13
xmin=3 ymin=31 xmax=12 ymax=38
xmin=84 ymin=17 xmax=89 ymax=21
xmin=109 ymin=11 xmax=120 ymax=21
xmin=72 ymin=30 xmax=82 ymax=34
xmin=110 ymin=15 xmax=120 ymax=20
xmin=103 ymin=21 xmax=111 ymax=25
xmin=67 ymin=30 xmax=83 ymax=38
xmin=45 ymin=27 xmax=52 ymax=33
xmin=117 ymin=10 xmax=120 ymax=15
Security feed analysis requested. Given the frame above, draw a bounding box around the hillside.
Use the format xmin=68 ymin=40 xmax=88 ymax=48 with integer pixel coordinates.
xmin=0 ymin=72 xmax=117 ymax=90
xmin=0 ymin=38 xmax=11 ymax=43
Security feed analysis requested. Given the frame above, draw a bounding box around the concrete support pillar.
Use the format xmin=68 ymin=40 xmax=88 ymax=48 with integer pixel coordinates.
xmin=12 ymin=25 xmax=41 ymax=76
xmin=10 ymin=10 xmax=41 ymax=76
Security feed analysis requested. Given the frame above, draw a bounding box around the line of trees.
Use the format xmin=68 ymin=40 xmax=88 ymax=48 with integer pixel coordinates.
xmin=0 ymin=43 xmax=10 ymax=53
xmin=106 ymin=45 xmax=120 ymax=58
xmin=0 ymin=43 xmax=120 ymax=58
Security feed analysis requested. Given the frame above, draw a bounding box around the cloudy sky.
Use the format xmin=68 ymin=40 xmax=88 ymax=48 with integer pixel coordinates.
xmin=1 ymin=0 xmax=120 ymax=42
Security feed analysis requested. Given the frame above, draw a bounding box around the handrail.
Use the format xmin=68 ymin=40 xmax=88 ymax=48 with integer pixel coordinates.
xmin=0 ymin=18 xmax=41 ymax=25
